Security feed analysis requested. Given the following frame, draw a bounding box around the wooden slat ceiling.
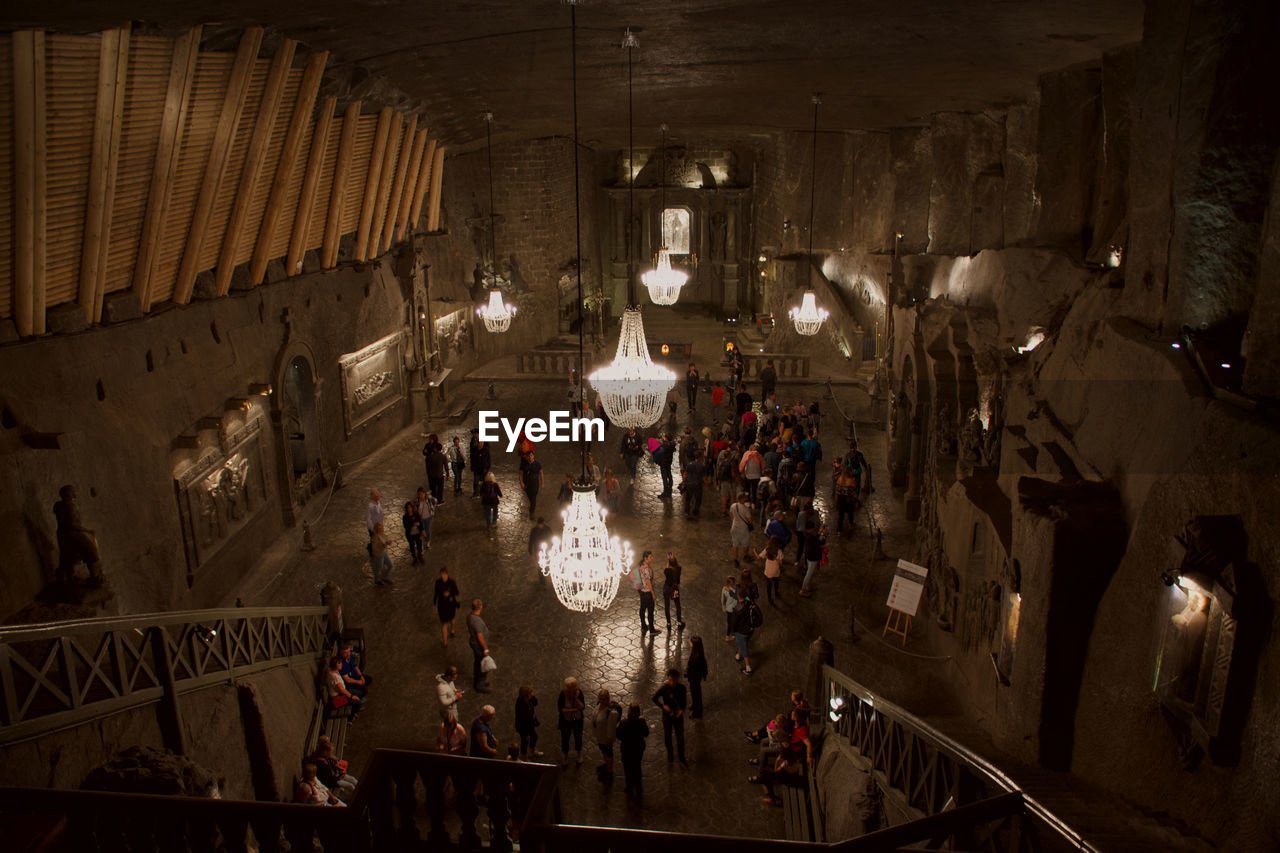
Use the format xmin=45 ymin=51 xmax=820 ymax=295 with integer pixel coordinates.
xmin=0 ymin=25 xmax=444 ymax=334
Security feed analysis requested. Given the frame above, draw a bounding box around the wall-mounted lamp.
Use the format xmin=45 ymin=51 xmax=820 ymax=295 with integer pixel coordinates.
xmin=249 ymin=383 xmax=273 ymax=396
xmin=194 ymin=623 xmax=218 ymax=645
xmin=828 ymin=696 xmax=848 ymax=723
xmin=661 ymin=344 xmax=670 ymax=355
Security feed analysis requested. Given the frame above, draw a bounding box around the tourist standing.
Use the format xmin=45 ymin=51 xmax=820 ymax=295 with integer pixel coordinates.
xmin=480 ymin=473 xmax=502 ymax=528
xmin=686 ymin=363 xmax=699 ymax=410
xmin=467 ymin=599 xmax=492 ymax=693
xmin=686 ymin=636 xmax=709 ymax=719
xmin=682 ymin=450 xmax=706 ymax=519
xmin=436 ymin=665 xmax=464 ymax=717
xmin=759 ymin=359 xmax=777 ymax=403
xmin=556 ymin=677 xmax=586 ymax=765
xmin=417 ymin=486 xmax=437 ymax=550
xmin=592 ymin=689 xmax=622 ymax=779
xmin=729 ymin=492 xmax=754 ymax=566
xmin=619 ymin=428 xmax=643 ymax=482
xmin=402 ymin=500 xmax=423 ymax=565
xmin=448 ymin=436 xmax=466 ymax=494
xmin=437 ymin=710 xmax=467 ymax=754
xmin=721 ymin=575 xmax=739 ymax=642
xmin=527 ymin=517 xmax=552 ymax=566
xmin=739 ymin=444 xmax=765 ymax=503
xmin=652 ymin=668 xmax=688 ymax=766
xmin=425 ymin=440 xmax=448 ymax=503
xmin=633 ymin=551 xmax=658 ymax=636
xmin=733 ymin=593 xmax=758 ymax=675
xmin=520 ymin=450 xmax=544 ymax=520
xmin=433 ymin=567 xmax=460 ymax=645
xmin=835 ymin=465 xmax=861 ymax=537
xmin=515 ymin=685 xmax=542 ymax=758
xmin=799 ymin=520 xmax=827 ymax=597
xmin=370 ymin=522 xmax=392 ymax=586
xmin=603 ymin=469 xmax=620 ymax=515
xmin=759 ymin=537 xmax=783 ymax=604
xmin=470 ymin=436 xmax=491 ymax=498
xmin=655 ymin=434 xmax=675 ymax=497
xmin=663 ymin=553 xmax=685 ymax=631
xmin=617 ymin=702 xmax=650 ymax=797
xmin=470 ymin=705 xmax=499 ymax=758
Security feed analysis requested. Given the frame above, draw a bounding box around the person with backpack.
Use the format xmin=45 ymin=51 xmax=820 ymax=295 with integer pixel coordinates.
xmin=733 ymin=586 xmax=762 ymax=675
xmin=721 ymin=575 xmax=739 ymax=642
xmin=756 ymin=468 xmax=778 ymax=526
xmin=738 ymin=443 xmax=765 ymax=503
xmin=835 ymin=465 xmax=861 ymax=537
xmin=843 ymin=439 xmax=872 ymax=494
xmin=729 ymin=491 xmax=754 ymax=566
xmin=654 ymin=434 xmax=675 ymax=497
xmin=716 ymin=448 xmax=737 ymax=516
xmin=617 ymin=702 xmax=650 ymax=797
xmin=652 ymin=668 xmax=689 ymax=766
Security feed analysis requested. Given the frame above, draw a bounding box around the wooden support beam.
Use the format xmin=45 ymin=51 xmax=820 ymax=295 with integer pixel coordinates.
xmin=369 ymin=113 xmax=403 ymax=257
xmin=395 ymin=127 xmax=428 ymax=242
xmin=12 ymin=30 xmax=48 ymax=337
xmin=354 ymin=106 xmax=393 ymax=262
xmin=79 ymin=25 xmax=131 ymax=324
xmin=426 ymin=144 xmax=446 ymax=233
xmin=133 ymin=26 xmax=201 ymax=312
xmin=250 ymin=50 xmax=327 ymax=285
xmin=407 ymin=138 xmax=437 ymax=237
xmin=287 ymin=95 xmax=335 ymax=276
xmin=380 ymin=115 xmax=417 ymax=254
xmin=214 ymin=38 xmax=296 ymax=295
xmin=172 ymin=26 xmax=263 ymax=304
xmin=323 ymin=102 xmax=361 ymax=268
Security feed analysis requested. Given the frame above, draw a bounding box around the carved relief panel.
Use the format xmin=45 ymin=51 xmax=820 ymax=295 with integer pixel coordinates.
xmin=339 ymin=332 xmax=406 ymax=436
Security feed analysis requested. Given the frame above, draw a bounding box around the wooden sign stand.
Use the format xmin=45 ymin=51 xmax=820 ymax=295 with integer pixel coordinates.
xmin=883 ymin=607 xmax=912 ymax=646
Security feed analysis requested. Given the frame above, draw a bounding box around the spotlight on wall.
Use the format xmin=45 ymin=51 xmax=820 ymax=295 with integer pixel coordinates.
xmin=249 ymin=383 xmax=273 ymax=396
xmin=1160 ymin=570 xmax=1179 ymax=587
xmin=1171 ymin=342 xmax=1182 ymax=350
xmin=1220 ymin=362 xmax=1231 ymax=369
xmin=661 ymin=344 xmax=670 ymax=355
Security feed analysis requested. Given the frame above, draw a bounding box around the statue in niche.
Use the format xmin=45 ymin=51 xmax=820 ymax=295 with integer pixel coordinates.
xmin=197 ymin=486 xmax=221 ymax=548
xmin=1167 ymin=590 xmax=1211 ymax=704
xmin=221 ymin=456 xmax=250 ymax=521
xmin=53 ymin=485 xmax=104 ymax=587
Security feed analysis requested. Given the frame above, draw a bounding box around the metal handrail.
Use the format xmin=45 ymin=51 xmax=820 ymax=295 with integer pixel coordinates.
xmin=0 ymin=605 xmax=327 ymax=642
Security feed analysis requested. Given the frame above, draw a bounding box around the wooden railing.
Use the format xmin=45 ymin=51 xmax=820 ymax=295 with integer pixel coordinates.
xmin=0 ymin=606 xmax=329 ymax=744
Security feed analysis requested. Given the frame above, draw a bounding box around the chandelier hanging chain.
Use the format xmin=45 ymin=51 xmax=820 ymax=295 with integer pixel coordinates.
xmin=659 ymin=123 xmax=667 ymax=246
xmin=571 ymin=0 xmax=587 ymax=481
xmin=807 ymin=93 xmax=820 ymax=292
xmin=485 ymin=111 xmax=499 ymax=284
xmin=626 ymin=30 xmax=636 ymax=308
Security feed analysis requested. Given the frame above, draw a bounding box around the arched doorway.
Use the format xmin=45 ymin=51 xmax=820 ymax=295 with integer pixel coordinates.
xmin=283 ymin=356 xmax=320 ymax=479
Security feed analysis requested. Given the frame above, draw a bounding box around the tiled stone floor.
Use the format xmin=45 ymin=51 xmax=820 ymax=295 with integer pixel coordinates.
xmin=238 ymin=375 xmax=961 ymax=839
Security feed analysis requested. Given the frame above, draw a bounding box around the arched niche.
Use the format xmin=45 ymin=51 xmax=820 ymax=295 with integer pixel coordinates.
xmin=271 ymin=340 xmax=326 ymax=524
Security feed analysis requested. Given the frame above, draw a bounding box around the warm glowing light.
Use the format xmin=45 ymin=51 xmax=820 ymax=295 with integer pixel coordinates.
xmin=476 ymin=288 xmax=516 ymax=333
xmin=642 ymin=248 xmax=688 ymax=305
xmin=661 ymin=344 xmax=670 ymax=355
xmin=1171 ymin=342 xmax=1182 ymax=350
xmin=789 ymin=290 xmax=829 ymax=336
xmin=1220 ymin=362 xmax=1231 ymax=369
xmin=588 ymin=307 xmax=676 ymax=428
xmin=1016 ymin=329 xmax=1045 ymax=354
xmin=538 ymin=485 xmax=634 ymax=612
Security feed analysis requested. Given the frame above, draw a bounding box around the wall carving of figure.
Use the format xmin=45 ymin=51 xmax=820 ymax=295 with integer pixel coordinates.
xmin=52 ymin=485 xmax=104 ymax=587
xmin=959 ymin=408 xmax=985 ymax=476
xmin=935 ymin=399 xmax=957 ymax=457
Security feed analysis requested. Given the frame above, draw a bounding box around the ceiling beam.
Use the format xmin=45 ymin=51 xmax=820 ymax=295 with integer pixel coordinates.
xmin=251 ymin=50 xmax=327 ymax=285
xmin=380 ymin=115 xmax=417 ymax=255
xmin=407 ymin=138 xmax=437 ymax=238
xmin=394 ymin=127 xmax=428 ymax=243
xmin=323 ymin=102 xmax=361 ymax=268
xmin=287 ymin=95 xmax=335 ymax=277
xmin=426 ymin=144 xmax=446 ymax=233
xmin=214 ymin=38 xmax=296 ymax=295
xmin=368 ymin=112 xmax=402 ymax=258
xmin=355 ymin=107 xmax=393 ymax=262
xmin=133 ymin=25 xmax=201 ymax=312
xmin=79 ymin=24 xmax=131 ymax=324
xmin=172 ymin=25 xmax=263 ymax=304
xmin=12 ymin=29 xmax=48 ymax=337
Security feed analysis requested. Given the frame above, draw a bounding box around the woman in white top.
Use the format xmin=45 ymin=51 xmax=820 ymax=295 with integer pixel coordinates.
xmin=591 ymin=688 xmax=622 ymax=780
xmin=757 ymin=536 xmax=784 ymax=605
xmin=729 ymin=491 xmax=754 ymax=566
xmin=296 ymin=763 xmax=344 ymax=806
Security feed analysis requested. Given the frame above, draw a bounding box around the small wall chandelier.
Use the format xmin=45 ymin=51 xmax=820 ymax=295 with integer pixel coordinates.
xmin=543 ymin=0 xmax=633 ymax=613
xmin=539 ymin=485 xmax=635 ymax=612
xmin=477 ymin=111 xmax=515 ymax=333
xmin=642 ymin=124 xmax=687 ymax=305
xmin=791 ymin=93 xmax=829 ymax=336
xmin=588 ymin=27 xmax=674 ymax=428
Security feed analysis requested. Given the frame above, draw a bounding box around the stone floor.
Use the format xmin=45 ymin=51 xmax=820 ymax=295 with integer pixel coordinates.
xmin=237 ymin=372 xmax=961 ymax=840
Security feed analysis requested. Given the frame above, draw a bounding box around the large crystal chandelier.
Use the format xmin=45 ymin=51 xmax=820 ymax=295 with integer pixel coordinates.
xmin=477 ymin=288 xmax=515 ymax=332
xmin=642 ymin=124 xmax=687 ymax=305
xmin=792 ymin=93 xmax=829 ymax=336
xmin=590 ymin=306 xmax=676 ymax=427
xmin=477 ymin=111 xmax=514 ymax=334
xmin=790 ymin=291 xmax=829 ymax=336
xmin=587 ymin=28 xmax=675 ymax=428
xmin=539 ymin=485 xmax=634 ymax=612
xmin=542 ymin=0 xmax=633 ymax=613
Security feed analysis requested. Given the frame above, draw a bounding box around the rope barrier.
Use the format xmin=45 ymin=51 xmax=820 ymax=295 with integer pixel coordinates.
xmin=852 ymin=616 xmax=954 ymax=661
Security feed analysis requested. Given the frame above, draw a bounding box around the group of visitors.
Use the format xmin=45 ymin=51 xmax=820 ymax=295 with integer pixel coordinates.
xmin=743 ymin=689 xmax=814 ymax=805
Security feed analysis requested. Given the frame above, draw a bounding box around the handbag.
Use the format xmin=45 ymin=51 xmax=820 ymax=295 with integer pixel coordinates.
xmin=332 ymin=695 xmax=349 ymax=708
xmin=480 ymin=654 xmax=498 ymax=673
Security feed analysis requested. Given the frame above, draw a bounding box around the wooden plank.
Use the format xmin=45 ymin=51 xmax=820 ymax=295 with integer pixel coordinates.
xmin=394 ymin=127 xmax=428 ymax=242
xmin=369 ymin=113 xmax=402 ymax=257
xmin=286 ymin=95 xmax=335 ymax=276
xmin=380 ymin=115 xmax=416 ymax=253
xmin=322 ymin=102 xmax=361 ymax=268
xmin=213 ymin=38 xmax=296 ymax=295
xmin=251 ymin=50 xmax=326 ymax=284
xmin=12 ymin=30 xmax=48 ymax=337
xmin=354 ymin=106 xmax=393 ymax=261
xmin=425 ymin=143 xmax=445 ymax=233
xmin=133 ymin=26 xmax=201 ymax=310
xmin=406 ymin=138 xmax=437 ymax=236
xmin=172 ymin=26 xmax=263 ymax=304
xmin=79 ymin=25 xmax=131 ymax=323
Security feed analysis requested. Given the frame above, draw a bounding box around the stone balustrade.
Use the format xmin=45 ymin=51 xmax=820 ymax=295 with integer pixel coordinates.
xmin=516 ymin=350 xmax=593 ymax=375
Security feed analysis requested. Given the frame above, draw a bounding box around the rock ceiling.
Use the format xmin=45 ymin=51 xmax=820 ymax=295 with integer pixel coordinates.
xmin=13 ymin=0 xmax=1143 ymax=148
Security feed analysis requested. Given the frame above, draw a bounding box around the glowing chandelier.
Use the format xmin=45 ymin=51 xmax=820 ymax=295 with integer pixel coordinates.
xmin=791 ymin=93 xmax=829 ymax=336
xmin=539 ymin=485 xmax=635 ymax=612
xmin=541 ymin=1 xmax=633 ymax=613
xmin=642 ymin=124 xmax=687 ymax=305
xmin=588 ymin=27 xmax=675 ymax=428
xmin=477 ymin=111 xmax=515 ymax=334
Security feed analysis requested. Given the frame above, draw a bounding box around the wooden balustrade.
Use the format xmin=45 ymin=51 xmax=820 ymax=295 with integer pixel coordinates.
xmin=742 ymin=353 xmax=810 ymax=379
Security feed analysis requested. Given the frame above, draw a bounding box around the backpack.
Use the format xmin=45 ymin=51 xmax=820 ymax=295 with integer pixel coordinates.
xmin=747 ymin=601 xmax=764 ymax=630
xmin=717 ymin=459 xmax=732 ymax=481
